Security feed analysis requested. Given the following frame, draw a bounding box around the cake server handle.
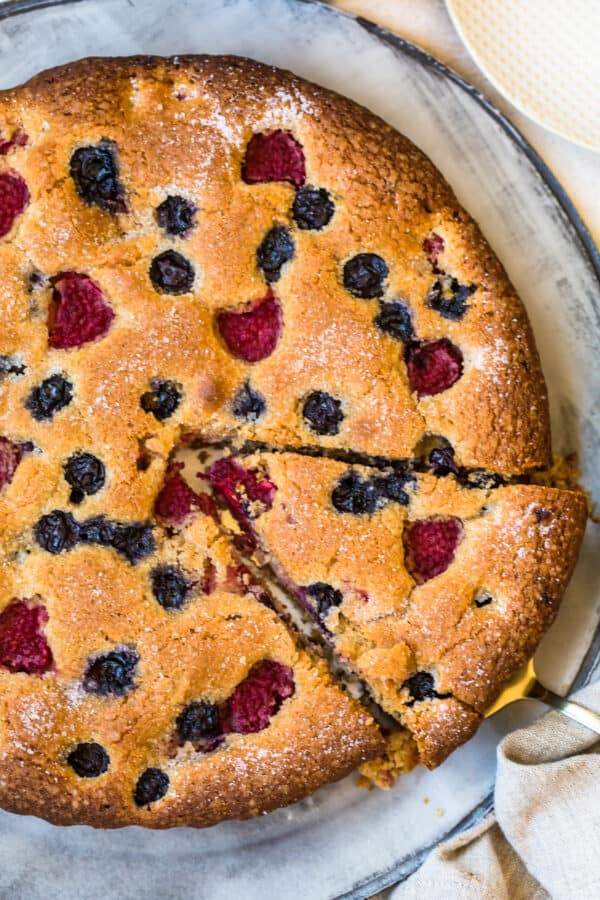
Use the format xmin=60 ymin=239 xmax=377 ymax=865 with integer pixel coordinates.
xmin=528 ymin=680 xmax=600 ymax=735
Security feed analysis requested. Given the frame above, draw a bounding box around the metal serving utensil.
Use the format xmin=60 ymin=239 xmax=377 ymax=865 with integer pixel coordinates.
xmin=485 ymin=658 xmax=600 ymax=734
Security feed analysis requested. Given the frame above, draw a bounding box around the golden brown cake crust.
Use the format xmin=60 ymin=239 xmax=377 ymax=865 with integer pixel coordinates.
xmin=206 ymin=451 xmax=587 ymax=767
xmin=0 ymin=54 xmax=580 ymax=828
xmin=1 ymin=54 xmax=550 ymax=471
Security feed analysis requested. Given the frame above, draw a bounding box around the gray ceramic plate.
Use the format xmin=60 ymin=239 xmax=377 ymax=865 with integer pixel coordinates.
xmin=0 ymin=1 xmax=599 ymax=898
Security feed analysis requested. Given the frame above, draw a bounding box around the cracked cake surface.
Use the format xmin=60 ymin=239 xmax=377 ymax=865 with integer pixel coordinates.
xmin=0 ymin=54 xmax=586 ymax=827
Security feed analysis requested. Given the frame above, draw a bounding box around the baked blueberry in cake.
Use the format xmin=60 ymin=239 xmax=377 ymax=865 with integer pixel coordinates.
xmin=203 ymin=451 xmax=586 ymax=768
xmin=0 ymin=55 xmax=586 ymax=827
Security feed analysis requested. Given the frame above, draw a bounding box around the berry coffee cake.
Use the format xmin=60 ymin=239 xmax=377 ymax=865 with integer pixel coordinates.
xmin=0 ymin=55 xmax=586 ymax=827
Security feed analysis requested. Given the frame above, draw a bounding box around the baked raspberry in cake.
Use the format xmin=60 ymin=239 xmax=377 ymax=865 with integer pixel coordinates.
xmin=203 ymin=451 xmax=586 ymax=767
xmin=0 ymin=54 xmax=586 ymax=826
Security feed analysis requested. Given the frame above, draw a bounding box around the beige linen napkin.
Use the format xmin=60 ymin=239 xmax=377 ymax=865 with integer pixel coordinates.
xmin=390 ymin=680 xmax=600 ymax=900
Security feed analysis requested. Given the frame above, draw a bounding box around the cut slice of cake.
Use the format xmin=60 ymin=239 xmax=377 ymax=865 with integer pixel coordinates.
xmin=0 ymin=493 xmax=384 ymax=827
xmin=203 ymin=450 xmax=587 ymax=768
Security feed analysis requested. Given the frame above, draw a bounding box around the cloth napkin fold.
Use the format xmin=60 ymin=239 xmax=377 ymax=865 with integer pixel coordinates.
xmin=390 ymin=679 xmax=600 ymax=900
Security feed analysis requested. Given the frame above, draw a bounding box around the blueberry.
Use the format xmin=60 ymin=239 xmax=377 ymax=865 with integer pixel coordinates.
xmin=403 ymin=671 xmax=437 ymax=702
xmin=292 ymin=186 xmax=334 ymax=230
xmin=331 ymin=471 xmax=379 ymax=515
xmin=474 ymin=592 xmax=493 ymax=608
xmin=149 ymin=250 xmax=195 ymax=294
xmin=78 ymin=515 xmax=116 ymax=546
xmin=428 ymin=446 xmax=459 ymax=476
xmin=302 ymin=391 xmax=344 ymax=436
xmin=64 ymin=452 xmax=105 ymax=503
xmin=67 ymin=742 xmax=110 ymax=778
xmin=373 ymin=472 xmax=411 ymax=505
xmin=305 ymin=582 xmax=343 ymax=619
xmin=111 ymin=522 xmax=155 ymax=564
xmin=463 ymin=470 xmax=505 ymax=490
xmin=426 ymin=278 xmax=476 ymax=320
xmin=343 ymin=253 xmax=388 ymax=299
xmin=83 ymin=649 xmax=139 ymax=696
xmin=134 ymin=768 xmax=169 ymax=807
xmin=26 ymin=374 xmax=73 ymax=421
xmin=151 ymin=565 xmax=190 ymax=611
xmin=0 ymin=355 xmax=26 ymax=378
xmin=70 ymin=141 xmax=126 ymax=213
xmin=176 ymin=701 xmax=221 ymax=743
xmin=374 ymin=301 xmax=413 ymax=342
xmin=156 ymin=195 xmax=196 ymax=236
xmin=256 ymin=226 xmax=294 ymax=283
xmin=34 ymin=510 xmax=79 ymax=554
xmin=140 ymin=380 xmax=182 ymax=421
xmin=232 ymin=382 xmax=266 ymax=422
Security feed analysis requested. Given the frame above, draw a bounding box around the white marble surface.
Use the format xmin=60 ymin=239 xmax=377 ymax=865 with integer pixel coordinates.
xmin=334 ymin=0 xmax=600 ymax=247
xmin=0 ymin=2 xmax=598 ymax=899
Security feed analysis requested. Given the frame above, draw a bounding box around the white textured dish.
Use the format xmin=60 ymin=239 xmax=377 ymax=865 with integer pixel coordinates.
xmin=446 ymin=0 xmax=600 ymax=151
xmin=0 ymin=1 xmax=599 ymax=898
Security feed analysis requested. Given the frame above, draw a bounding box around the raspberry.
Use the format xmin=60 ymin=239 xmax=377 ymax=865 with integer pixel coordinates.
xmin=406 ymin=339 xmax=463 ymax=396
xmin=242 ymin=131 xmax=305 ymax=187
xmin=83 ymin=649 xmax=139 ymax=696
xmin=200 ymin=558 xmax=216 ymax=595
xmin=49 ymin=273 xmax=115 ymax=349
xmin=343 ymin=253 xmax=388 ymax=299
xmin=217 ymin=293 xmax=282 ymax=362
xmin=0 ymin=600 xmax=53 ymax=675
xmin=149 ymin=250 xmax=195 ymax=295
xmin=25 ymin=374 xmax=73 ymax=421
xmin=140 ymin=379 xmax=182 ymax=421
xmin=423 ymin=233 xmax=444 ymax=272
xmin=0 ymin=171 xmax=30 ymax=238
xmin=206 ymin=458 xmax=276 ymax=523
xmin=224 ymin=660 xmax=294 ymax=734
xmin=374 ymin=301 xmax=413 ymax=343
xmin=0 ymin=128 xmax=28 ymax=156
xmin=67 ymin=742 xmax=110 ymax=778
xmin=302 ymin=391 xmax=344 ymax=436
xmin=151 ymin=565 xmax=191 ymax=611
xmin=134 ymin=768 xmax=169 ymax=807
xmin=70 ymin=141 xmax=126 ymax=213
xmin=232 ymin=382 xmax=266 ymax=422
xmin=176 ymin=701 xmax=221 ymax=743
xmin=0 ymin=437 xmax=25 ymax=490
xmin=64 ymin=452 xmax=105 ymax=503
xmin=404 ymin=516 xmax=463 ymax=583
xmin=292 ymin=186 xmax=334 ymax=230
xmin=256 ymin=226 xmax=295 ymax=283
xmin=156 ymin=195 xmax=196 ymax=236
xmin=154 ymin=463 xmax=213 ymax=527
xmin=305 ymin=583 xmax=343 ymax=620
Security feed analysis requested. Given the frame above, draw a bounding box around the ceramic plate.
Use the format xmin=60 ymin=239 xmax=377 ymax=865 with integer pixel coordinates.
xmin=0 ymin=1 xmax=599 ymax=898
xmin=446 ymin=0 xmax=600 ymax=151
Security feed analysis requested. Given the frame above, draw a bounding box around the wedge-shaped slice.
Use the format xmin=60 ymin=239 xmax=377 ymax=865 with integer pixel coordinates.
xmin=0 ymin=503 xmax=384 ymax=827
xmin=204 ymin=451 xmax=587 ymax=768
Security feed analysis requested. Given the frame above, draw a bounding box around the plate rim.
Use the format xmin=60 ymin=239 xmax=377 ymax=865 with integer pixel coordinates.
xmin=445 ymin=0 xmax=600 ymax=153
xmin=0 ymin=0 xmax=599 ymax=896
